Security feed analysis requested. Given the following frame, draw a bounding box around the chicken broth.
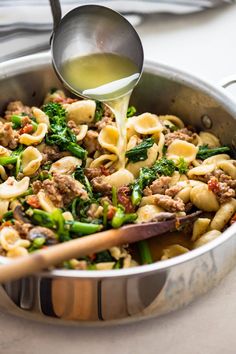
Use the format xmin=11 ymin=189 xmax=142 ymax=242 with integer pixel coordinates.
xmin=62 ymin=53 xmax=139 ymax=168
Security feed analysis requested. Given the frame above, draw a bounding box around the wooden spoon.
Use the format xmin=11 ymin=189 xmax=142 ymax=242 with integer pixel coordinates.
xmin=0 ymin=211 xmax=201 ymax=283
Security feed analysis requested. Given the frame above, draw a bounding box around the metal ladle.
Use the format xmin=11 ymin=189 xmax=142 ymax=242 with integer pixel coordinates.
xmin=49 ymin=0 xmax=144 ymax=101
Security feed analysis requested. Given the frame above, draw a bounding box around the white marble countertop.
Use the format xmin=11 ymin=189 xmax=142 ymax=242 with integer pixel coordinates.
xmin=1 ymin=4 xmax=236 ymax=354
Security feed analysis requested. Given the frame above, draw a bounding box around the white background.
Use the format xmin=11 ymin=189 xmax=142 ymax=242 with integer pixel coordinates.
xmin=1 ymin=4 xmax=236 ymax=354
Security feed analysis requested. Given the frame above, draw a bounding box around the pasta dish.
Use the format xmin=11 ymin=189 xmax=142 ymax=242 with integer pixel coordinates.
xmin=0 ymin=89 xmax=235 ymax=270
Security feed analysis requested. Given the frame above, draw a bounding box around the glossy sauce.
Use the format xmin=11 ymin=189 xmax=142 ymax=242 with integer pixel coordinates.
xmin=62 ymin=53 xmax=139 ymax=167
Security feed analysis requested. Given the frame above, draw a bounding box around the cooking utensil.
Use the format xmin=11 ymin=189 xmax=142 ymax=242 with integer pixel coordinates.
xmin=1 ymin=53 xmax=236 ymax=324
xmin=0 ymin=212 xmax=201 ymax=284
xmin=50 ymin=0 xmax=143 ymax=100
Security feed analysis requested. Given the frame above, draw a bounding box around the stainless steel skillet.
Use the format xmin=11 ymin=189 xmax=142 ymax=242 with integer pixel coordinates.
xmin=0 ymin=52 xmax=236 ymax=325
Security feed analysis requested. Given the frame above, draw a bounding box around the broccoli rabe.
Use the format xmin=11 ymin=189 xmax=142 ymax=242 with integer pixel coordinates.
xmin=125 ymin=138 xmax=154 ymax=163
xmin=131 ymin=167 xmax=157 ymax=206
xmin=153 ymin=157 xmax=175 ymax=176
xmin=94 ymin=101 xmax=104 ymax=122
xmin=111 ymin=205 xmax=137 ymax=228
xmin=175 ymin=157 xmax=188 ymax=174
xmin=197 ymin=145 xmax=230 ymax=160
xmin=43 ymin=102 xmax=87 ymax=160
xmin=127 ymin=106 xmax=136 ymax=118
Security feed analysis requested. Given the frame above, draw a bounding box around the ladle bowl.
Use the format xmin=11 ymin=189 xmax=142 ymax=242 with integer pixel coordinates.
xmin=50 ymin=2 xmax=144 ymax=100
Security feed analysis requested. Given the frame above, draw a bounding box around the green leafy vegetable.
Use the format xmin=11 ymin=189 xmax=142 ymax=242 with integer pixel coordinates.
xmin=131 ymin=167 xmax=156 ymax=206
xmin=73 ymin=166 xmax=93 ymax=198
xmin=94 ymin=101 xmax=104 ymax=122
xmin=197 ymin=145 xmax=230 ymax=160
xmin=111 ymin=205 xmax=137 ymax=228
xmin=127 ymin=106 xmax=137 ymax=118
xmin=11 ymin=114 xmax=37 ymax=130
xmin=102 ymin=201 xmax=109 ymax=228
xmin=43 ymin=102 xmax=87 ymax=160
xmin=94 ymin=250 xmax=114 ymax=263
xmin=28 ymin=237 xmax=46 ymax=253
xmin=125 ymin=138 xmax=154 ymax=163
xmin=67 ymin=220 xmax=102 ymax=235
xmin=153 ymin=157 xmax=175 ymax=176
xmin=175 ymin=157 xmax=188 ymax=174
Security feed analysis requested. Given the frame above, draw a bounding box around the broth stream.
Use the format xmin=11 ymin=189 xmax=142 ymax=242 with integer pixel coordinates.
xmin=62 ymin=53 xmax=139 ymax=168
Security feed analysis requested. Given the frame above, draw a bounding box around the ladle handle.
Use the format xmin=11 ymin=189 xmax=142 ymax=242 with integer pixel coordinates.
xmin=49 ymin=0 xmax=62 ymax=34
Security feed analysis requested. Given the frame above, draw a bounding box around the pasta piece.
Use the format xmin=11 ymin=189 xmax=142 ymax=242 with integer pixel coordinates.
xmin=19 ymin=123 xmax=48 ymax=145
xmin=21 ymin=146 xmax=42 ymax=176
xmin=216 ymin=160 xmax=236 ymax=179
xmin=38 ymin=191 xmax=56 ymax=213
xmin=66 ymin=100 xmax=96 ymax=124
xmin=175 ymin=186 xmax=192 ymax=203
xmin=190 ymin=183 xmax=219 ymax=211
xmin=98 ymin=125 xmax=119 ymax=154
xmin=166 ymin=140 xmax=198 ymax=163
xmin=193 ymin=230 xmax=221 ymax=248
xmin=0 ymin=177 xmax=30 ymax=199
xmin=133 ymin=113 xmax=163 ymax=135
xmin=210 ymin=199 xmax=236 ymax=231
xmin=7 ymin=246 xmax=29 ymax=258
xmin=0 ymin=166 xmax=8 ymax=181
xmin=96 ymin=262 xmax=115 ymax=270
xmin=187 ymin=163 xmax=215 ymax=179
xmin=169 ymin=171 xmax=181 ymax=186
xmin=126 ymin=135 xmax=140 ymax=151
xmin=0 ymin=227 xmax=30 ymax=251
xmin=203 ymin=154 xmax=230 ymax=165
xmin=136 ymin=204 xmax=164 ymax=223
xmin=0 ymin=200 xmax=9 ymax=220
xmin=32 ymin=107 xmax=50 ymax=126
xmin=76 ymin=124 xmax=88 ymax=141
xmin=89 ymin=154 xmax=117 ymax=168
xmin=44 ymin=89 xmax=66 ymax=103
xmin=49 ymin=156 xmax=82 ymax=175
xmin=156 ymin=132 xmax=165 ymax=159
xmin=103 ymin=169 xmax=134 ymax=188
xmin=191 ymin=218 xmax=211 ymax=241
xmin=199 ymin=132 xmax=220 ymax=148
xmin=158 ymin=115 xmax=185 ymax=129
xmin=161 ymin=245 xmax=189 ymax=260
xmin=0 ymin=146 xmax=10 ymax=157
xmin=126 ymin=143 xmax=158 ymax=178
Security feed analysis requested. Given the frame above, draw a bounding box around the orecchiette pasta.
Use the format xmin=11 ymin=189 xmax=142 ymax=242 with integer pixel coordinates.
xmin=133 ymin=113 xmax=163 ymax=135
xmin=49 ymin=156 xmax=82 ymax=175
xmin=190 ymin=184 xmax=219 ymax=212
xmin=76 ymin=124 xmax=88 ymax=141
xmin=210 ymin=199 xmax=236 ymax=231
xmin=32 ymin=107 xmax=50 ymax=126
xmin=161 ymin=245 xmax=189 ymax=260
xmin=167 ymin=140 xmax=198 ymax=163
xmin=216 ymin=160 xmax=236 ymax=179
xmin=136 ymin=204 xmax=164 ymax=223
xmin=19 ymin=123 xmax=48 ymax=145
xmin=66 ymin=100 xmax=96 ymax=124
xmin=191 ymin=218 xmax=211 ymax=241
xmin=193 ymin=230 xmax=221 ymax=248
xmin=98 ymin=125 xmax=119 ymax=154
xmin=0 ymin=177 xmax=30 ymax=199
xmin=199 ymin=131 xmax=220 ymax=148
xmin=21 ymin=146 xmax=42 ymax=176
xmin=103 ymin=168 xmax=134 ymax=188
xmin=0 ymin=227 xmax=30 ymax=251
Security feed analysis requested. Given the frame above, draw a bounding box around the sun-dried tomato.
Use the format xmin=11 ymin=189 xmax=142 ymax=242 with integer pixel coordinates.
xmin=100 ymin=165 xmax=110 ymax=176
xmin=26 ymin=195 xmax=41 ymax=209
xmin=107 ymin=205 xmax=116 ymax=220
xmin=19 ymin=123 xmax=34 ymax=134
xmin=208 ymin=177 xmax=220 ymax=193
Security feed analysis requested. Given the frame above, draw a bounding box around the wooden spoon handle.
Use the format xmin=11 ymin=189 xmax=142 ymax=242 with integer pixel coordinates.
xmin=0 ymin=228 xmax=123 ymax=284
